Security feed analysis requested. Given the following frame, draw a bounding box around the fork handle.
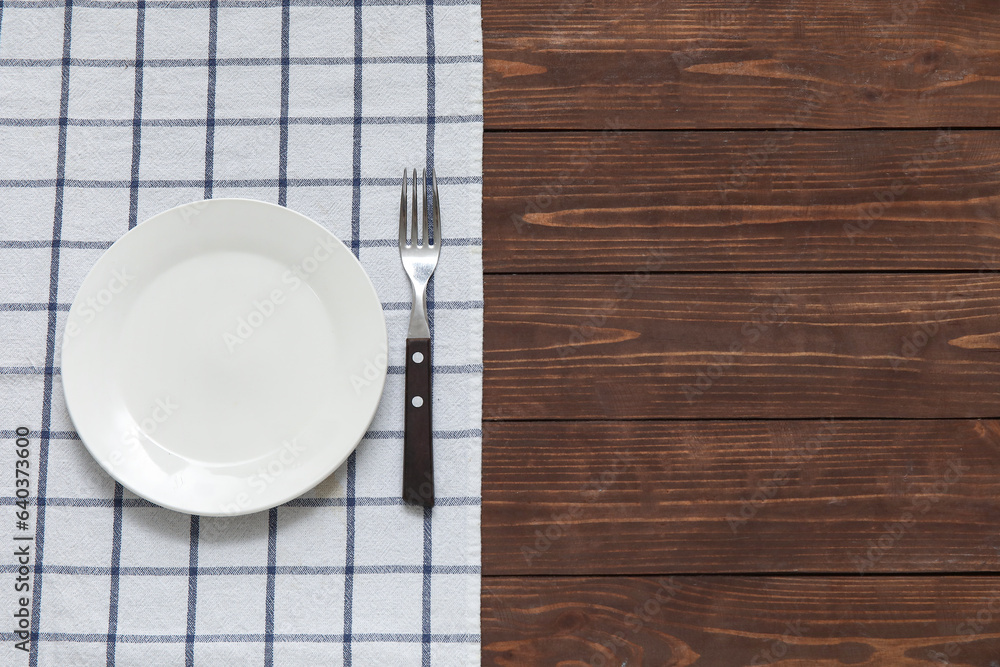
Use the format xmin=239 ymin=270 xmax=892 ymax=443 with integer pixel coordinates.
xmin=403 ymin=338 xmax=434 ymax=507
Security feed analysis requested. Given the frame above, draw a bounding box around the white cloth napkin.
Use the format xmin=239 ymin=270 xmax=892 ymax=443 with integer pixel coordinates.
xmin=0 ymin=1 xmax=482 ymax=665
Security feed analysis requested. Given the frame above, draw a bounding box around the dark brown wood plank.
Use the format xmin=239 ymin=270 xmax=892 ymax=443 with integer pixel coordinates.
xmin=485 ymin=273 xmax=1000 ymax=420
xmin=484 ymin=130 xmax=1000 ymax=273
xmin=483 ymin=420 xmax=1000 ymax=574
xmin=484 ymin=0 xmax=1000 ymax=129
xmin=483 ymin=576 xmax=1000 ymax=665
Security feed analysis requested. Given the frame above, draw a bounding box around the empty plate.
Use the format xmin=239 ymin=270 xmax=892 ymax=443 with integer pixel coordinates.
xmin=61 ymin=199 xmax=388 ymax=515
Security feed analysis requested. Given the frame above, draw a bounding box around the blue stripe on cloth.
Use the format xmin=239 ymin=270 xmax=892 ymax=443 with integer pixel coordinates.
xmin=0 ymin=240 xmax=114 ymax=249
xmin=0 ymin=366 xmax=60 ymax=374
xmin=277 ymin=0 xmax=290 ymax=207
xmin=28 ymin=2 xmax=73 ymax=664
xmin=0 ymin=54 xmax=482 ymax=67
xmin=105 ymin=483 xmax=125 ymax=666
xmin=108 ymin=4 xmax=144 ymax=651
xmin=127 ymin=0 xmax=145 ymax=230
xmin=342 ymin=452 xmax=357 ymax=666
xmin=0 ymin=631 xmax=481 ymax=643
xmin=186 ymin=16 xmax=217 ymax=653
xmin=292 ymin=494 xmax=482 ymax=507
xmin=422 ymin=0 xmax=437 ymax=662
xmin=360 ymin=236 xmax=482 ymax=247
xmin=350 ymin=1 xmax=363 ymax=258
xmin=1 ymin=363 xmax=484 ymax=375
xmin=359 ymin=428 xmax=483 ymax=440
xmin=0 ymin=495 xmax=481 ymax=509
xmin=203 ymin=0 xmax=219 ymax=200
xmin=0 ymin=236 xmax=482 ymax=248
xmin=0 ymin=297 xmax=482 ymax=313
xmin=4 ymin=0 xmax=479 ymax=7
xmin=264 ymin=11 xmax=290 ymax=665
xmin=0 ymin=563 xmax=480 ymax=576
xmin=0 ymin=427 xmax=483 ymax=441
xmin=263 ymin=508 xmax=278 ymax=666
xmin=185 ymin=516 xmax=200 ymax=667
xmin=0 ymin=175 xmax=483 ymax=187
xmin=0 ymin=113 xmax=483 ymax=127
xmin=0 ymin=176 xmax=483 ymax=189
xmin=386 ymin=363 xmax=483 ymax=374
xmin=381 ymin=299 xmax=483 ymax=310
xmin=343 ymin=1 xmax=364 ymax=662
xmin=421 ymin=505 xmax=432 ymax=666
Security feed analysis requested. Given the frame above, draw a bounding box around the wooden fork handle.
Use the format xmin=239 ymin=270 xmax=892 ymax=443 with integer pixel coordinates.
xmin=403 ymin=338 xmax=434 ymax=506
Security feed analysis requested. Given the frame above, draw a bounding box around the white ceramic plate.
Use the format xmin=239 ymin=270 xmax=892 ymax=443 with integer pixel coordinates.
xmin=62 ymin=199 xmax=388 ymax=516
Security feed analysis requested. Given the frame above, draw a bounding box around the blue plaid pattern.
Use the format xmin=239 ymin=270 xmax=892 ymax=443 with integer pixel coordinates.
xmin=0 ymin=0 xmax=483 ymax=664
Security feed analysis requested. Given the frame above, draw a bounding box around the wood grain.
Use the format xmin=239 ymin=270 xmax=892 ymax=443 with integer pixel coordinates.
xmin=484 ymin=0 xmax=1000 ymax=129
xmin=485 ymin=273 xmax=1000 ymax=420
xmin=483 ymin=576 xmax=1000 ymax=665
xmin=480 ymin=0 xmax=1000 ymax=658
xmin=484 ymin=130 xmax=1000 ymax=273
xmin=483 ymin=420 xmax=1000 ymax=574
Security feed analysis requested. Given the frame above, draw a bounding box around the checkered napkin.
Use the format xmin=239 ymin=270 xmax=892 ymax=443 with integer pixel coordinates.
xmin=0 ymin=0 xmax=482 ymax=664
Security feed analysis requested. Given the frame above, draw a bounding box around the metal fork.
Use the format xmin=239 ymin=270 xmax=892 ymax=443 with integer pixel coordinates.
xmin=399 ymin=168 xmax=441 ymax=507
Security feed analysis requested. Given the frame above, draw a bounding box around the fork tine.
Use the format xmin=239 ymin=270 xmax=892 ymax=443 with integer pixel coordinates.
xmin=431 ymin=168 xmax=441 ymax=248
xmin=421 ymin=168 xmax=429 ymax=248
xmin=411 ymin=168 xmax=419 ymax=245
xmin=399 ymin=169 xmax=408 ymax=247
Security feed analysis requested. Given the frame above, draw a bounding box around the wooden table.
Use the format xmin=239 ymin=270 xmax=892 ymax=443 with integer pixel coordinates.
xmin=478 ymin=0 xmax=1000 ymax=663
